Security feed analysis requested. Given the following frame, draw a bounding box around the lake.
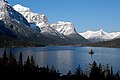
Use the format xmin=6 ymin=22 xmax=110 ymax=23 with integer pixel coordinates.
xmin=0 ymin=46 xmax=120 ymax=75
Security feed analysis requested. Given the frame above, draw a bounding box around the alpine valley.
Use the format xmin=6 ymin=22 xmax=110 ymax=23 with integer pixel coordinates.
xmin=0 ymin=0 xmax=89 ymax=47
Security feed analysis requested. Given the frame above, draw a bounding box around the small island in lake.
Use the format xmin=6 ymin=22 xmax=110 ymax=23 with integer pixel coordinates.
xmin=89 ymin=49 xmax=94 ymax=55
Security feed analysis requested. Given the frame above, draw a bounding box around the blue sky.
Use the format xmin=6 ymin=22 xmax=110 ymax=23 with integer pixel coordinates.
xmin=7 ymin=0 xmax=120 ymax=32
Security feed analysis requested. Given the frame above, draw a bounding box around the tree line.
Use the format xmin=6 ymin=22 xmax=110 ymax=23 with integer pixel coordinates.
xmin=0 ymin=48 xmax=120 ymax=80
xmin=0 ymin=35 xmax=46 ymax=47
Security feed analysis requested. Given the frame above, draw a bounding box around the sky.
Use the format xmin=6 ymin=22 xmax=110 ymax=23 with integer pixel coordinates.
xmin=7 ymin=0 xmax=120 ymax=32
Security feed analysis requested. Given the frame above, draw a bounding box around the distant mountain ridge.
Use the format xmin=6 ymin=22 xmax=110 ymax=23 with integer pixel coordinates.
xmin=79 ymin=29 xmax=120 ymax=42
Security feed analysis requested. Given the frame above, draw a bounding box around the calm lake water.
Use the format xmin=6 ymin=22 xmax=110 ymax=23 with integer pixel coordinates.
xmin=0 ymin=46 xmax=120 ymax=74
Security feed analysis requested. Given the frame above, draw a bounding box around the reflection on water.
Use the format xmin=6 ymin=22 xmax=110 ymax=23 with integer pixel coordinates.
xmin=56 ymin=50 xmax=74 ymax=74
xmin=0 ymin=46 xmax=120 ymax=74
xmin=35 ymin=51 xmax=48 ymax=67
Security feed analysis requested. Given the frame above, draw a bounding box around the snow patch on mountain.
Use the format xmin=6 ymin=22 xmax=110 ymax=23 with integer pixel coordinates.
xmin=13 ymin=4 xmax=31 ymax=12
xmin=14 ymin=5 xmax=48 ymax=24
xmin=109 ymin=32 xmax=120 ymax=39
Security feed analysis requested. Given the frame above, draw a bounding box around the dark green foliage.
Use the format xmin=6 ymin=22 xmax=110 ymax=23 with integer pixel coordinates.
xmin=0 ymin=34 xmax=46 ymax=47
xmin=89 ymin=61 xmax=104 ymax=80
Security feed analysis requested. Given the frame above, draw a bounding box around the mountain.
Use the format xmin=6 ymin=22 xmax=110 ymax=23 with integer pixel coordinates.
xmin=79 ymin=29 xmax=120 ymax=42
xmin=0 ymin=1 xmax=89 ymax=46
xmin=13 ymin=4 xmax=62 ymax=35
xmin=0 ymin=0 xmax=50 ymax=47
xmin=51 ymin=21 xmax=89 ymax=44
xmin=0 ymin=1 xmax=67 ymax=46
xmin=13 ymin=4 xmax=89 ymax=45
xmin=0 ymin=0 xmax=33 ymax=35
xmin=13 ymin=4 xmax=66 ymax=42
xmin=109 ymin=32 xmax=120 ymax=39
xmin=51 ymin=21 xmax=76 ymax=35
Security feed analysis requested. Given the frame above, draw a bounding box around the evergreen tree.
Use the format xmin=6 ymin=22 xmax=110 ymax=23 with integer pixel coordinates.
xmin=3 ymin=48 xmax=8 ymax=64
xmin=12 ymin=54 xmax=16 ymax=65
xmin=19 ymin=51 xmax=23 ymax=68
xmin=25 ymin=56 xmax=31 ymax=69
xmin=9 ymin=48 xmax=13 ymax=64
xmin=99 ymin=63 xmax=102 ymax=74
xmin=67 ymin=70 xmax=72 ymax=76
xmin=24 ymin=56 xmax=31 ymax=72
xmin=31 ymin=56 xmax=35 ymax=67
xmin=115 ymin=72 xmax=120 ymax=80
xmin=90 ymin=61 xmax=101 ymax=80
xmin=111 ymin=66 xmax=113 ymax=77
xmin=75 ymin=65 xmax=82 ymax=76
xmin=105 ymin=64 xmax=110 ymax=78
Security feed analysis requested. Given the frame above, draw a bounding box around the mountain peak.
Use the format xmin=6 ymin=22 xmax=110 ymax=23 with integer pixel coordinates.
xmin=13 ymin=4 xmax=31 ymax=12
xmin=98 ymin=29 xmax=104 ymax=32
xmin=97 ymin=29 xmax=106 ymax=35
xmin=0 ymin=0 xmax=30 ymax=26
xmin=13 ymin=4 xmax=48 ymax=24
xmin=100 ymin=29 xmax=103 ymax=32
xmin=97 ymin=29 xmax=103 ymax=33
xmin=51 ymin=21 xmax=76 ymax=35
xmin=79 ymin=29 xmax=114 ymax=42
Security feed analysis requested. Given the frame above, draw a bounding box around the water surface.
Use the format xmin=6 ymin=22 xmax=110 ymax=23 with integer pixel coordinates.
xmin=0 ymin=46 xmax=120 ymax=74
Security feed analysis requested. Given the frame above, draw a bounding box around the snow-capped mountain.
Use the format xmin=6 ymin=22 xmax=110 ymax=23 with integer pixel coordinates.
xmin=13 ymin=4 xmax=64 ymax=37
xmin=51 ymin=21 xmax=76 ymax=35
xmin=79 ymin=29 xmax=120 ymax=42
xmin=0 ymin=0 xmax=52 ymax=46
xmin=1 ymin=2 xmax=63 ymax=45
xmin=51 ymin=21 xmax=89 ymax=44
xmin=13 ymin=4 xmax=54 ymax=33
xmin=109 ymin=32 xmax=120 ymax=39
xmin=0 ymin=1 xmax=29 ymax=27
xmin=0 ymin=0 xmax=37 ymax=37
xmin=13 ymin=4 xmax=89 ymax=44
xmin=0 ymin=0 xmax=89 ymax=46
xmin=13 ymin=4 xmax=42 ymax=33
